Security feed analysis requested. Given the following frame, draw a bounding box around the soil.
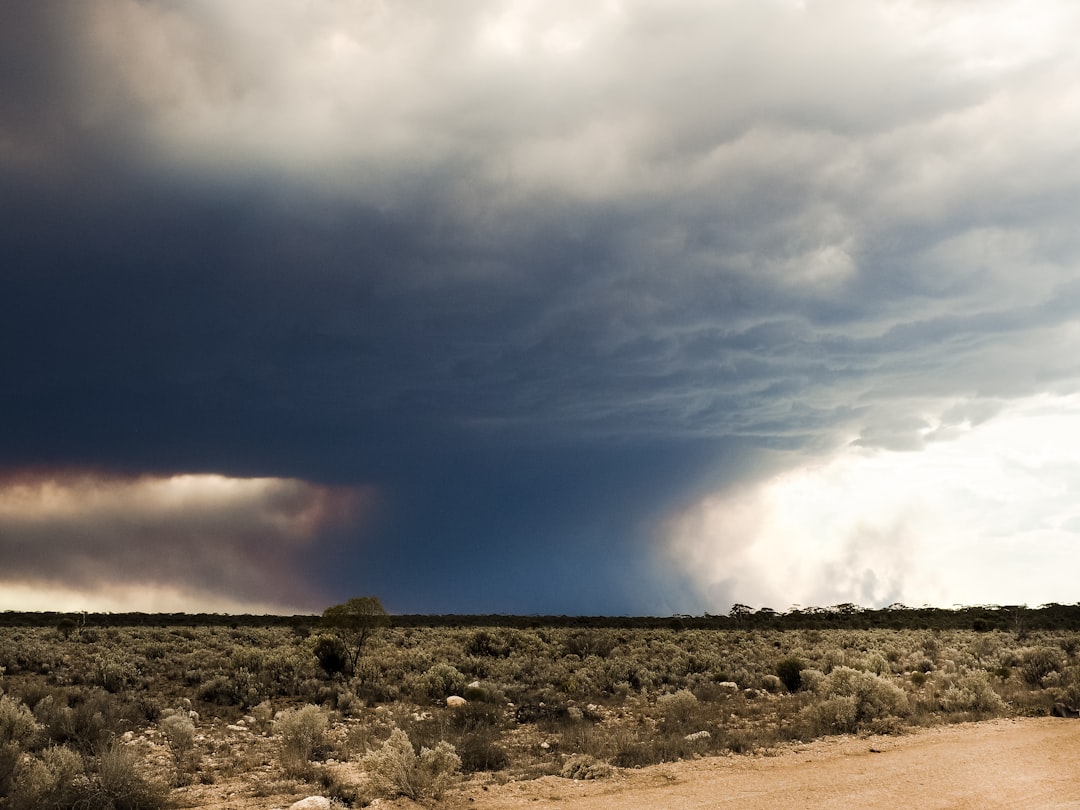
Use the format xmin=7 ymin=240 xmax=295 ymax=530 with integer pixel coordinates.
xmin=175 ymin=717 xmax=1080 ymax=809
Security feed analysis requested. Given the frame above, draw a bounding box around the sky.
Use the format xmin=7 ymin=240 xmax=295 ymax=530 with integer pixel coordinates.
xmin=2 ymin=0 xmax=1080 ymax=616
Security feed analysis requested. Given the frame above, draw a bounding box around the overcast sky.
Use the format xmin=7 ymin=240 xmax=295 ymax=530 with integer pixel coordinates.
xmin=3 ymin=0 xmax=1080 ymax=615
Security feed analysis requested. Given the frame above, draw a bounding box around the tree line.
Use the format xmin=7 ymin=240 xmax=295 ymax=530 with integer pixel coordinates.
xmin=2 ymin=601 xmax=1078 ymax=632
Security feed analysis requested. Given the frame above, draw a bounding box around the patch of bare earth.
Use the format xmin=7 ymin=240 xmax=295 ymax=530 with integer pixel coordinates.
xmin=171 ymin=717 xmax=1080 ymax=809
xmin=447 ymin=718 xmax=1080 ymax=810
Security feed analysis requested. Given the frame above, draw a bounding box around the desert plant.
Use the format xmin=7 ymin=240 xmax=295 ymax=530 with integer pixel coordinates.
xmin=421 ymin=663 xmax=467 ymax=700
xmin=940 ymin=672 xmax=1006 ymax=714
xmin=1019 ymin=646 xmax=1064 ymax=687
xmin=0 ymin=695 xmax=39 ymax=796
xmin=560 ymin=753 xmax=614 ymax=779
xmin=160 ymin=712 xmax=197 ymax=783
xmin=798 ymin=666 xmax=908 ymax=735
xmin=775 ymin=657 xmax=804 ymax=692
xmin=312 ymin=634 xmax=350 ymax=679
xmin=93 ymin=740 xmax=170 ymax=809
xmin=274 ymin=704 xmax=328 ymax=776
xmin=657 ymin=689 xmax=700 ymax=731
xmin=6 ymin=745 xmax=85 ymax=810
xmin=361 ymin=727 xmax=461 ymax=800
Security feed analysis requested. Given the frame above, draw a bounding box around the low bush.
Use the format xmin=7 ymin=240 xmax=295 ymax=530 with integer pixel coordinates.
xmin=274 ymin=704 xmax=328 ymax=776
xmin=0 ymin=695 xmax=39 ymax=795
xmin=940 ymin=672 xmax=1006 ymax=715
xmin=160 ymin=713 xmax=197 ymax=783
xmin=361 ymin=727 xmax=461 ymax=800
xmin=1019 ymin=647 xmax=1064 ymax=687
xmin=560 ymin=753 xmax=614 ymax=780
xmin=657 ymin=689 xmax=699 ymax=732
xmin=797 ymin=666 xmax=908 ymax=735
xmin=4 ymin=745 xmax=84 ymax=810
xmin=421 ymin=663 xmax=467 ymax=700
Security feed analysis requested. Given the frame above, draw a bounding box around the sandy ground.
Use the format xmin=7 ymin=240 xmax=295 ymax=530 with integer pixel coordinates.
xmin=179 ymin=717 xmax=1080 ymax=809
xmin=447 ymin=718 xmax=1080 ymax=810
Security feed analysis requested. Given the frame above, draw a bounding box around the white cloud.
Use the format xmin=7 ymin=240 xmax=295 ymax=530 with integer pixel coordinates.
xmin=665 ymin=393 xmax=1080 ymax=611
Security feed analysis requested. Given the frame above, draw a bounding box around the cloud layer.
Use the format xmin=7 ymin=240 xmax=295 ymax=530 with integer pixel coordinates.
xmin=0 ymin=473 xmax=373 ymax=612
xmin=2 ymin=1 xmax=1080 ymax=612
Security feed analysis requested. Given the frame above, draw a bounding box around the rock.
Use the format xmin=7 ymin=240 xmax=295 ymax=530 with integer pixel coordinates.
xmin=446 ymin=695 xmax=467 ymax=707
xmin=289 ymin=797 xmax=332 ymax=810
xmin=717 ymin=681 xmax=739 ymax=693
xmin=1051 ymin=702 xmax=1079 ymax=718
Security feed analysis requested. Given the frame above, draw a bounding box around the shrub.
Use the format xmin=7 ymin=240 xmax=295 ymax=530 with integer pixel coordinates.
xmin=761 ymin=674 xmax=784 ymax=694
xmin=160 ymin=713 xmax=197 ymax=783
xmin=0 ymin=695 xmax=39 ymax=796
xmin=93 ymin=740 xmax=170 ymax=809
xmin=1020 ymin=647 xmax=1064 ymax=687
xmin=362 ymin=727 xmax=461 ymax=801
xmin=775 ymin=658 xmax=803 ymax=692
xmin=455 ymin=729 xmax=510 ymax=773
xmin=198 ymin=675 xmax=242 ymax=707
xmin=798 ymin=666 xmax=908 ymax=735
xmin=5 ymin=745 xmax=84 ymax=810
xmin=421 ymin=663 xmax=467 ymax=700
xmin=313 ymin=634 xmax=350 ymax=679
xmin=466 ymin=631 xmax=511 ymax=658
xmin=274 ymin=704 xmax=328 ymax=776
xmin=563 ymin=632 xmax=617 ymax=659
xmin=940 ymin=672 xmax=1006 ymax=714
xmin=560 ymin=753 xmax=614 ymax=780
xmin=657 ymin=689 xmax=699 ymax=731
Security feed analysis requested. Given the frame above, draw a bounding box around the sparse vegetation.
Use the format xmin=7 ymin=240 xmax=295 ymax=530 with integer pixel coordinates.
xmin=0 ymin=604 xmax=1077 ymax=806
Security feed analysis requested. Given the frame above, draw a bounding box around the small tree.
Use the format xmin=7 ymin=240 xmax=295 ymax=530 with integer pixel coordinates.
xmin=320 ymin=596 xmax=390 ymax=676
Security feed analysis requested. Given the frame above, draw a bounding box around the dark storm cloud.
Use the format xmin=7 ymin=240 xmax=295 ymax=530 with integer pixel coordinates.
xmin=3 ymin=1 xmax=1080 ymax=612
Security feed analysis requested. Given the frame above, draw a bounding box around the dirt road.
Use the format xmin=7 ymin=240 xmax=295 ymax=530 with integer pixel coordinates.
xmin=452 ymin=718 xmax=1080 ymax=810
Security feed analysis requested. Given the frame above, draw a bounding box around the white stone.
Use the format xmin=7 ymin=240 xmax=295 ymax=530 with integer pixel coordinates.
xmin=289 ymin=797 xmax=332 ymax=810
xmin=446 ymin=695 xmax=467 ymax=707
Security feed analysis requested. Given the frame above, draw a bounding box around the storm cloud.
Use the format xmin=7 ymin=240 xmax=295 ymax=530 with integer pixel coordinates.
xmin=3 ymin=1 xmax=1080 ymax=613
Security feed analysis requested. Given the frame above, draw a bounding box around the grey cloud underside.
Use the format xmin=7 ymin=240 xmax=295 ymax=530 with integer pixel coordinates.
xmin=3 ymin=1 xmax=1079 ymax=611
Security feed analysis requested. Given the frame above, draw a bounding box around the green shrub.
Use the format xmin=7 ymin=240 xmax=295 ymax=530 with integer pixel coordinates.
xmin=362 ymin=727 xmax=461 ymax=800
xmin=198 ymin=675 xmax=242 ymax=707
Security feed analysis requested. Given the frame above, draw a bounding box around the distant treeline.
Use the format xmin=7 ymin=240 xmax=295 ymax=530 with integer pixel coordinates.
xmin=3 ymin=602 xmax=1079 ymax=632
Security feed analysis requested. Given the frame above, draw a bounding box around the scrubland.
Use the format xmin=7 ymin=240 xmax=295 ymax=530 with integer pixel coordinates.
xmin=1 ymin=615 xmax=1079 ymax=808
